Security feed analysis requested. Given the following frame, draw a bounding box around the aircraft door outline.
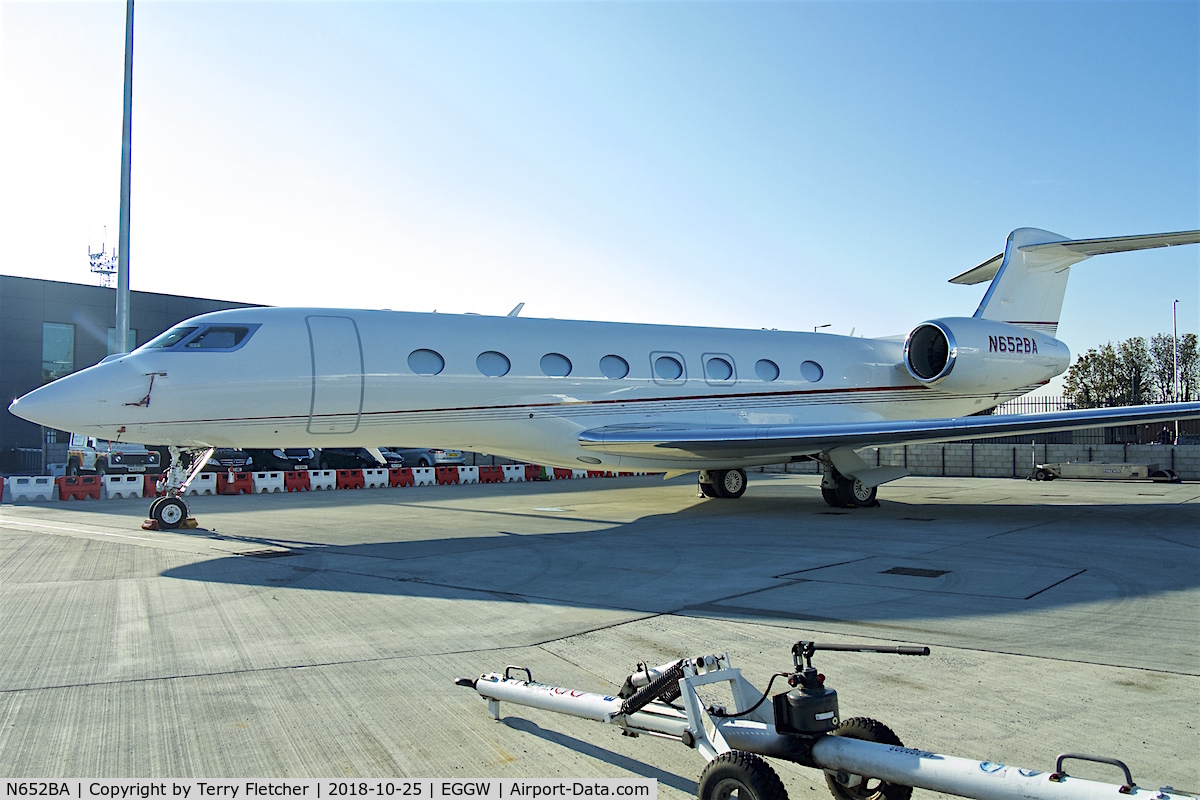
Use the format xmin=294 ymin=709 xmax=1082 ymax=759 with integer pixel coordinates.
xmin=306 ymin=315 xmax=364 ymax=435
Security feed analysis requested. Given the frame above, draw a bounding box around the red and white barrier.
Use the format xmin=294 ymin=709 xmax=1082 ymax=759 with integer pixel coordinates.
xmin=308 ymin=470 xmax=337 ymax=490
xmin=252 ymin=471 xmax=285 ymax=493
xmin=363 ymin=468 xmax=389 ymax=488
xmin=104 ymin=474 xmax=144 ymax=499
xmin=9 ymin=476 xmax=55 ymax=502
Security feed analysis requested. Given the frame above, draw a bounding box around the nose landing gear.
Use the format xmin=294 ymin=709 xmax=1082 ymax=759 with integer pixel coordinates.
xmin=143 ymin=446 xmax=212 ymax=530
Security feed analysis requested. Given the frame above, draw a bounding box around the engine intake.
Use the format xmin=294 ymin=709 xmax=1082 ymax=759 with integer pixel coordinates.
xmin=903 ymin=317 xmax=1069 ymax=394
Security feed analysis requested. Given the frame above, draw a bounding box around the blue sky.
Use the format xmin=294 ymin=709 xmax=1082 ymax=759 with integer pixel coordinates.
xmin=1 ymin=1 xmax=1197 ymax=380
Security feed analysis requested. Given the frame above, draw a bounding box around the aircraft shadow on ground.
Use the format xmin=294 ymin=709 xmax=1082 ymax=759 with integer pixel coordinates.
xmin=149 ymin=486 xmax=1200 ymax=627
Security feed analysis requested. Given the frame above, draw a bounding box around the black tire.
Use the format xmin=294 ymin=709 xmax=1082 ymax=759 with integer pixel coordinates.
xmin=712 ymin=469 xmax=746 ymax=499
xmin=821 ymin=485 xmax=846 ymax=508
xmin=700 ymin=481 xmax=719 ymax=498
xmin=66 ymin=459 xmax=81 ymax=477
xmin=153 ymin=497 xmax=188 ymax=530
xmin=94 ymin=459 xmax=108 ymax=478
xmin=418 ymin=458 xmax=431 ymax=468
xmin=837 ymin=478 xmax=877 ymax=508
xmin=148 ymin=497 xmax=166 ymax=520
xmin=319 ymin=459 xmax=330 ymax=471
xmin=698 ymin=751 xmax=788 ymax=800
xmin=1034 ymin=468 xmax=1051 ymax=481
xmin=823 ymin=717 xmax=913 ymax=800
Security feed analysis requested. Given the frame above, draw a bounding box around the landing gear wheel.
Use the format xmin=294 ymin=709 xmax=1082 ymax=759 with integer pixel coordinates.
xmin=700 ymin=481 xmax=719 ymax=498
xmin=838 ymin=478 xmax=877 ymax=508
xmin=152 ymin=497 xmax=188 ymax=530
xmin=823 ymin=717 xmax=913 ymax=800
xmin=821 ymin=485 xmax=846 ymax=508
xmin=713 ymin=469 xmax=747 ymax=499
xmin=148 ymin=496 xmax=166 ymax=520
xmin=698 ymin=751 xmax=788 ymax=800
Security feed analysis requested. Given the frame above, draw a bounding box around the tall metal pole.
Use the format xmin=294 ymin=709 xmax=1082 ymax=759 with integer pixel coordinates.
xmin=1171 ymin=297 xmax=1180 ymax=441
xmin=115 ymin=0 xmax=135 ymax=354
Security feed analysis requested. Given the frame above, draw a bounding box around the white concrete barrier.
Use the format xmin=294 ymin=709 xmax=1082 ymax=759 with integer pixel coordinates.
xmin=9 ymin=476 xmax=55 ymax=502
xmin=571 ymin=469 xmax=589 ymax=479
xmin=363 ymin=468 xmax=389 ymax=488
xmin=252 ymin=471 xmax=285 ymax=493
xmin=458 ymin=466 xmax=480 ymax=484
xmin=104 ymin=474 xmax=144 ymax=499
xmin=184 ymin=472 xmax=217 ymax=495
xmin=308 ymin=470 xmax=337 ymax=490
xmin=502 ymin=465 xmax=526 ymax=482
xmin=412 ymin=467 xmax=435 ymax=486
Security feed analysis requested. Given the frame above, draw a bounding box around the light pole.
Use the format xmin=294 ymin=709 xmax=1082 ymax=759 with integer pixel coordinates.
xmin=115 ymin=0 xmax=135 ymax=354
xmin=1173 ymin=299 xmax=1179 ymax=442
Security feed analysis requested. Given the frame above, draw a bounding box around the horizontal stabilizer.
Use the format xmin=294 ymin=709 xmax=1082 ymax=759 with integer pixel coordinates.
xmin=950 ymin=229 xmax=1200 ymax=285
xmin=578 ymin=402 xmax=1200 ymax=462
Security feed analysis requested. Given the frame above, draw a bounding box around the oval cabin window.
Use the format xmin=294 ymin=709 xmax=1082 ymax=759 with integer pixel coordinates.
xmin=800 ymin=360 xmax=824 ymax=382
xmin=600 ymin=355 xmax=629 ymax=379
xmin=408 ymin=349 xmax=445 ymax=376
xmin=654 ymin=355 xmax=683 ymax=381
xmin=477 ymin=351 xmax=511 ymax=377
xmin=705 ymin=357 xmax=733 ymax=381
xmin=755 ymin=359 xmax=780 ymax=382
xmin=540 ymin=353 xmax=572 ymax=377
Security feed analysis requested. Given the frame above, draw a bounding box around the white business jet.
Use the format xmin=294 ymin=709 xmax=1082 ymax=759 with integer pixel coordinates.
xmin=10 ymin=227 xmax=1200 ymax=528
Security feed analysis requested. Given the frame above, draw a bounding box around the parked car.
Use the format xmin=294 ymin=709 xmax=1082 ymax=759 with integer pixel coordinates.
xmin=315 ymin=448 xmax=402 ymax=470
xmin=246 ymin=448 xmax=317 ymax=471
xmin=201 ymin=448 xmax=254 ymax=472
xmin=1175 ymin=434 xmax=1200 ymax=446
xmin=66 ymin=433 xmax=160 ymax=476
xmin=387 ymin=447 xmax=465 ymax=467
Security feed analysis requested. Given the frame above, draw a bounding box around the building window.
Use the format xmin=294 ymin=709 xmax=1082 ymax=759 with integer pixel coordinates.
xmin=43 ymin=322 xmax=75 ymax=383
xmin=107 ymin=327 xmax=138 ymax=354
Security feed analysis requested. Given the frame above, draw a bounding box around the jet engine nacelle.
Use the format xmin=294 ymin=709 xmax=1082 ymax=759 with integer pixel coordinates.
xmin=903 ymin=317 xmax=1070 ymax=394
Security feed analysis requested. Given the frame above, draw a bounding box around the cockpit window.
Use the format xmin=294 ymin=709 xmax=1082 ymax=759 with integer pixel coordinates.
xmin=185 ymin=326 xmax=251 ymax=349
xmin=143 ymin=326 xmax=199 ymax=349
xmin=136 ymin=323 xmax=259 ymax=353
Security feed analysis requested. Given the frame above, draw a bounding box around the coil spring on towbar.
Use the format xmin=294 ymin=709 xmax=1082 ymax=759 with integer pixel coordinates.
xmin=619 ymin=659 xmax=686 ymax=717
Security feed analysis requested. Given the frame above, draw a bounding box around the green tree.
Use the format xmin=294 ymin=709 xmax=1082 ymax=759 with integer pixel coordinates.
xmin=1115 ymin=336 xmax=1151 ymax=405
xmin=1064 ymin=342 xmax=1121 ymax=408
xmin=1179 ymin=332 xmax=1198 ymax=402
xmin=1149 ymin=333 xmax=1177 ymax=402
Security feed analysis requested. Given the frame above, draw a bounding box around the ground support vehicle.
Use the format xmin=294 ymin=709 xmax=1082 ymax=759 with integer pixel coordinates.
xmin=1031 ymin=462 xmax=1180 ymax=482
xmin=66 ymin=433 xmax=160 ymax=476
xmin=459 ymin=640 xmax=1189 ymax=800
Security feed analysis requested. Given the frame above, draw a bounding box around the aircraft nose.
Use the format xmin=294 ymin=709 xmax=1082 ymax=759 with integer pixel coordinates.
xmin=9 ymin=373 xmax=92 ymax=431
xmin=9 ymin=358 xmax=142 ymax=433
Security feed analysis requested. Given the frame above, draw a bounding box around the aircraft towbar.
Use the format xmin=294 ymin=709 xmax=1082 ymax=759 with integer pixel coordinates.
xmin=457 ymin=639 xmax=1193 ymax=800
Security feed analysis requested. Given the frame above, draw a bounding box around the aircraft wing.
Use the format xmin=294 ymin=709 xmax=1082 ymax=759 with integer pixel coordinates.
xmin=578 ymin=402 xmax=1200 ymax=461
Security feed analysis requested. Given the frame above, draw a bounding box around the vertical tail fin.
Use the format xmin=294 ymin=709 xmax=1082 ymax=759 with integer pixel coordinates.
xmin=950 ymin=227 xmax=1200 ymax=337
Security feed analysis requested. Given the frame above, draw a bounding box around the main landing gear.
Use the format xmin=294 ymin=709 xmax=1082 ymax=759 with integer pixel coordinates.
xmin=820 ymin=464 xmax=878 ymax=508
xmin=699 ymin=469 xmax=748 ymax=499
xmin=143 ymin=446 xmax=212 ymax=530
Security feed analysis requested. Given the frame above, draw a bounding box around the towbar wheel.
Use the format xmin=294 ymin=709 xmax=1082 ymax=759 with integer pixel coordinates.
xmin=698 ymin=751 xmax=788 ymax=800
xmin=823 ymin=718 xmax=913 ymax=800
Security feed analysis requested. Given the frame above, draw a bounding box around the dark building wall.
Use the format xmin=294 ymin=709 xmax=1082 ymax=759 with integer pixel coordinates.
xmin=1 ymin=275 xmax=257 ymax=454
